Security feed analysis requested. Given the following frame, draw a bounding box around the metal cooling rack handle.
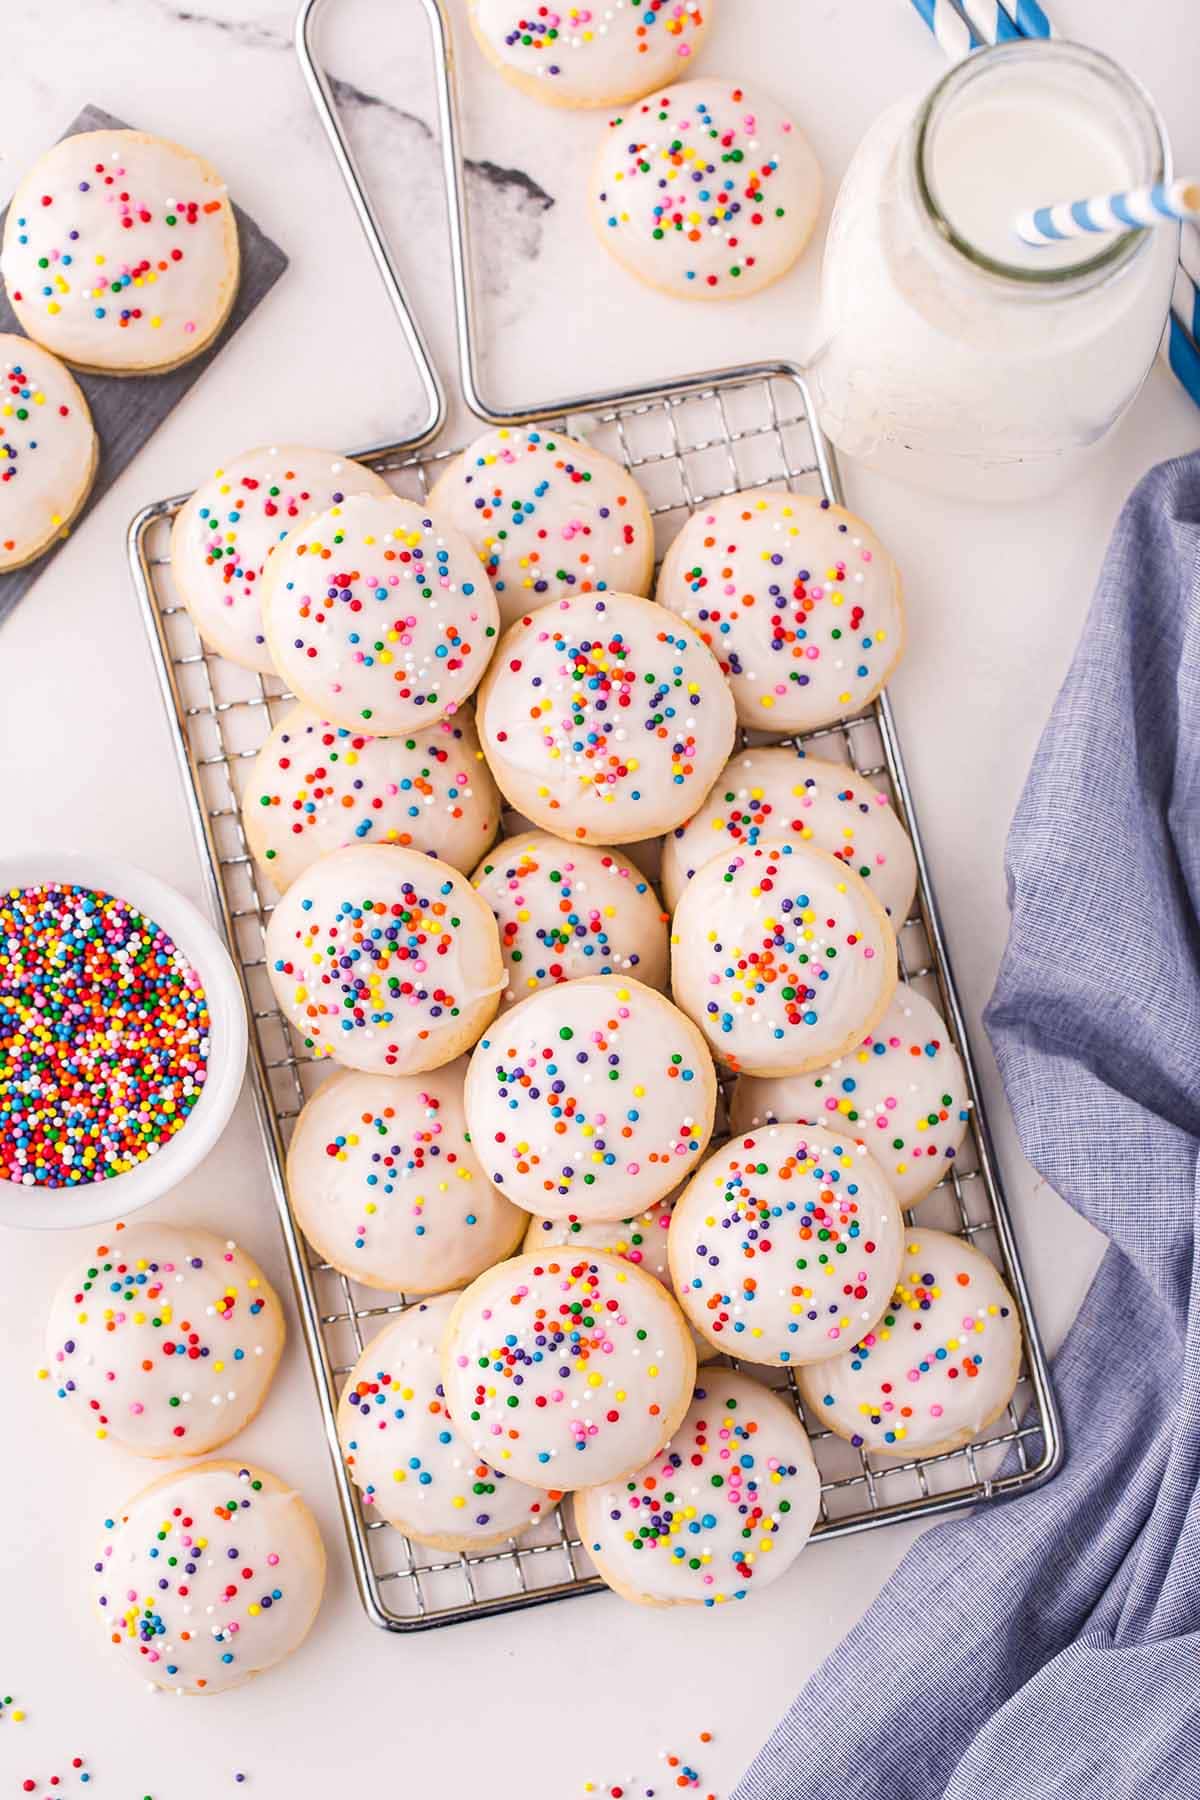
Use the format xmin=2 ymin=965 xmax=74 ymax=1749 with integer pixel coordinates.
xmin=295 ymin=0 xmax=446 ymax=446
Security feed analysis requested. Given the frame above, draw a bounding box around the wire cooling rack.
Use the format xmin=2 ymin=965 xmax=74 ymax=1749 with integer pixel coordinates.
xmin=127 ymin=0 xmax=1060 ymax=1631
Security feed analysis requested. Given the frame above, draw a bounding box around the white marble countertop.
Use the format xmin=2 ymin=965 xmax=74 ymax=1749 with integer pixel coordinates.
xmin=2 ymin=1 xmax=1198 ymax=1794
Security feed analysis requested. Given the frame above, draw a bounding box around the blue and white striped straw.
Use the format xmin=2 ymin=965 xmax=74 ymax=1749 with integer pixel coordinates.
xmin=1015 ymin=178 xmax=1199 ymax=247
xmin=907 ymin=0 xmax=975 ymax=63
xmin=1008 ymin=0 xmax=1054 ymax=36
xmin=959 ymin=0 xmax=1021 ymax=44
xmin=1168 ymin=313 xmax=1200 ymax=411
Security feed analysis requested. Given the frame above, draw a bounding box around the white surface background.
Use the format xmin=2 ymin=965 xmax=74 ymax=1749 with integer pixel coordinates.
xmin=1 ymin=1 xmax=1198 ymax=1795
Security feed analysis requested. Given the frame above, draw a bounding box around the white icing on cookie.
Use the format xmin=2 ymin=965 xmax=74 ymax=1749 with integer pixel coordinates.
xmin=0 ymin=335 xmax=95 ymax=570
xmin=45 ymin=1225 xmax=285 ymax=1457
xmin=338 ymin=1292 xmax=559 ymax=1550
xmin=590 ymin=81 xmax=821 ymax=299
xmin=523 ymin=1190 xmax=717 ymax=1361
xmin=171 ymin=447 xmax=392 ymax=673
xmin=92 ymin=1462 xmax=325 ymax=1694
xmin=668 ymin=1124 xmax=903 ymax=1366
xmin=1 ymin=129 xmax=238 ymax=372
xmin=576 ymin=1370 xmax=820 ymax=1605
xmin=660 ymin=747 xmax=917 ymax=922
xmin=730 ymin=984 xmax=970 ymax=1207
xmin=428 ymin=426 xmax=655 ymax=628
xmin=476 ymin=592 xmax=736 ymax=845
xmin=243 ymin=703 xmax=501 ymax=893
xmin=286 ymin=1063 xmax=524 ymax=1292
xmin=442 ymin=1248 xmax=697 ymax=1489
xmin=670 ymin=841 xmax=897 ymax=1076
xmin=469 ymin=1 xmax=711 ymax=108
xmin=655 ymin=494 xmax=905 ymax=731
xmin=265 ymin=845 xmax=503 ymax=1075
xmin=465 ymin=975 xmax=716 ymax=1222
xmin=260 ymin=494 xmax=500 ymax=735
xmin=797 ymin=1229 xmax=1021 ymax=1457
xmin=473 ymin=831 xmax=668 ymax=1008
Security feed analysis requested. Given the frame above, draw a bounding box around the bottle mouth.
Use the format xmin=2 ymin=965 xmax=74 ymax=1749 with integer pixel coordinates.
xmin=913 ymin=40 xmax=1171 ymax=288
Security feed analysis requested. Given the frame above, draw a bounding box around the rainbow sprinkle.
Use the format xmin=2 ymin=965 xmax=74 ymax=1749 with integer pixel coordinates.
xmin=0 ymin=884 xmax=209 ymax=1188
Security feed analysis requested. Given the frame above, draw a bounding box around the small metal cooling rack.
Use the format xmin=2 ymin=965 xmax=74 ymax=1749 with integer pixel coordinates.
xmin=128 ymin=0 xmax=1062 ymax=1632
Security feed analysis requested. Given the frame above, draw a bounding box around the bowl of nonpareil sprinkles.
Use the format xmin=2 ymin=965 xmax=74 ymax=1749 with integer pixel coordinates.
xmin=0 ymin=853 xmax=247 ymax=1228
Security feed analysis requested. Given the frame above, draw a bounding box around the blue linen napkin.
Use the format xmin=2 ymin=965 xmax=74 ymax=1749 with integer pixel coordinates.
xmin=735 ymin=449 xmax=1200 ymax=1800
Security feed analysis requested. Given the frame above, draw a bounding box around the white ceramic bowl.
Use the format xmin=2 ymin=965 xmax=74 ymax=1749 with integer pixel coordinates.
xmin=0 ymin=852 xmax=248 ymax=1230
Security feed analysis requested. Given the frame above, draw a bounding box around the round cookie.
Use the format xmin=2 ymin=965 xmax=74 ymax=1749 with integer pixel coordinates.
xmin=475 ymin=592 xmax=736 ymax=845
xmin=472 ymin=831 xmax=668 ymax=1009
xmin=441 ymin=1248 xmax=697 ymax=1489
xmin=797 ymin=1229 xmax=1022 ymax=1457
xmin=730 ymin=984 xmax=970 ymax=1207
xmin=260 ymin=493 xmax=500 ymax=735
xmin=523 ymin=1190 xmax=717 ymax=1362
xmin=0 ymin=335 xmax=96 ymax=571
xmin=265 ymin=844 xmax=503 ymax=1075
xmin=668 ymin=1124 xmax=904 ymax=1366
xmin=590 ymin=81 xmax=821 ymax=300
xmin=171 ymin=447 xmax=393 ymax=673
xmin=465 ymin=974 xmax=717 ymax=1222
xmin=45 ymin=1225 xmax=285 ymax=1457
xmin=576 ymin=1369 xmax=821 ymax=1606
xmin=468 ymin=1 xmax=711 ymax=109
xmin=670 ymin=841 xmax=897 ymax=1077
xmin=91 ymin=1461 xmax=325 ymax=1694
xmin=338 ymin=1292 xmax=560 ymax=1550
xmin=656 ymin=494 xmax=905 ymax=732
xmin=2 ymin=129 xmax=238 ymax=374
xmin=660 ymin=747 xmax=916 ymax=922
xmin=286 ymin=1063 xmax=525 ymax=1292
xmin=428 ymin=425 xmax=655 ymax=629
xmin=243 ymin=704 xmax=501 ymax=893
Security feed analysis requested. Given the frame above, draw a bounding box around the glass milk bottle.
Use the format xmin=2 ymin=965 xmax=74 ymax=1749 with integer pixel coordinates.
xmin=809 ymin=42 xmax=1178 ymax=500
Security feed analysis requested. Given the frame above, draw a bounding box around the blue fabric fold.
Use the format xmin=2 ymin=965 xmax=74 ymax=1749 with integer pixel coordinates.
xmin=734 ymin=451 xmax=1200 ymax=1800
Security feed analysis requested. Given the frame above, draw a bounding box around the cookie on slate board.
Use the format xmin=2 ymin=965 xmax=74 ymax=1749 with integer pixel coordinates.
xmin=0 ymin=334 xmax=96 ymax=571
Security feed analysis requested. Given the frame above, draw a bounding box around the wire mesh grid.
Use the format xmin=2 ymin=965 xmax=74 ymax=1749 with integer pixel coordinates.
xmin=131 ymin=367 xmax=1060 ymax=1630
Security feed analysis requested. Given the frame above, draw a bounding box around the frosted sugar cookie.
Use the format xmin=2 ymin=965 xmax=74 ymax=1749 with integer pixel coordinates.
xmin=441 ymin=1248 xmax=697 ymax=1488
xmin=286 ymin=1063 xmax=524 ymax=1292
xmin=2 ymin=129 xmax=238 ymax=373
xmin=523 ymin=1191 xmax=716 ymax=1361
xmin=669 ymin=1124 xmax=903 ymax=1366
xmin=660 ymin=747 xmax=916 ymax=922
xmin=338 ymin=1292 xmax=559 ymax=1549
xmin=428 ymin=425 xmax=655 ymax=628
xmin=0 ymin=336 xmax=96 ymax=570
xmin=45 ymin=1225 xmax=285 ymax=1457
xmin=730 ymin=984 xmax=970 ymax=1207
xmin=472 ymin=831 xmax=668 ymax=1009
xmin=171 ymin=447 xmax=392 ymax=673
xmin=265 ymin=845 xmax=503 ymax=1075
xmin=243 ymin=704 xmax=500 ymax=893
xmin=575 ymin=1370 xmax=820 ymax=1605
xmin=475 ymin=592 xmax=736 ymax=845
xmin=670 ymin=841 xmax=896 ymax=1076
xmin=92 ymin=1461 xmax=325 ymax=1694
xmin=590 ymin=81 xmax=821 ymax=299
xmin=655 ymin=494 xmax=904 ymax=732
xmin=468 ymin=1 xmax=711 ymax=109
xmin=797 ymin=1229 xmax=1021 ymax=1457
xmin=465 ymin=974 xmax=716 ymax=1222
xmin=260 ymin=493 xmax=500 ymax=735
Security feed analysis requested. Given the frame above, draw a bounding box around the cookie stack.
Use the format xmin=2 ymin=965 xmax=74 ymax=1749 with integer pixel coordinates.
xmin=157 ymin=391 xmax=1024 ymax=1617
